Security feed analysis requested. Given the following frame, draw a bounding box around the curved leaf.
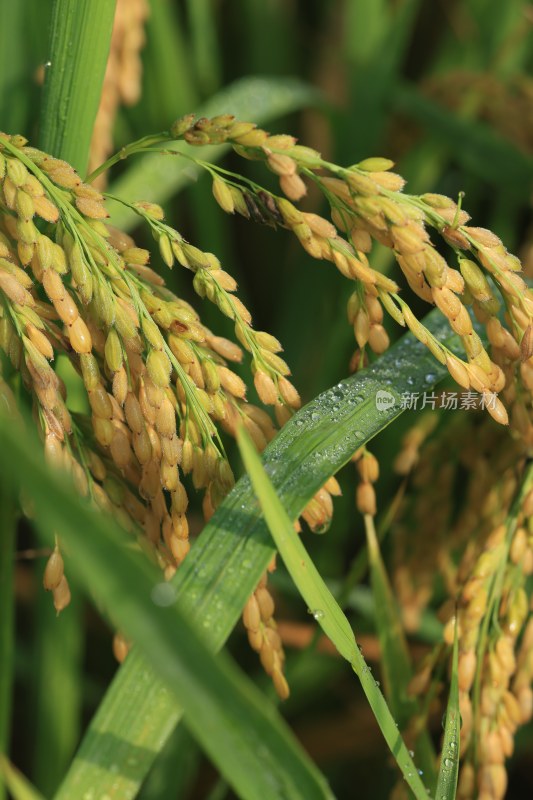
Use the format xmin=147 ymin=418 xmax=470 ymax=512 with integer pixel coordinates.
xmin=237 ymin=426 xmax=429 ymax=799
xmin=56 ymin=307 xmax=481 ymax=799
xmin=365 ymin=518 xmax=437 ymax=790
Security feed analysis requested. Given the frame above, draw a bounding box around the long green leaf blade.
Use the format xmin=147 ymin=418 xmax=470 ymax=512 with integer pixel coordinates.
xmin=364 ymin=516 xmax=437 ymax=789
xmin=108 ymin=76 xmax=320 ymax=230
xmin=57 ymin=307 xmax=477 ymax=799
xmin=237 ymin=427 xmax=429 ymax=800
xmin=39 ymin=0 xmax=117 ymax=174
xmin=33 ymin=5 xmax=113 ymax=791
xmin=0 ymin=415 xmax=333 ymax=800
xmin=436 ymin=629 xmax=461 ymax=800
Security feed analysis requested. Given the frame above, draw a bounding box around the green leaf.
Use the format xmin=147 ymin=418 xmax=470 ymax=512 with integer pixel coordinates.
xmin=0 ymin=414 xmax=333 ymax=800
xmin=237 ymin=427 xmax=429 ymax=799
xmin=108 ymin=76 xmax=320 ymax=230
xmin=33 ymin=5 xmax=113 ymax=791
xmin=364 ymin=516 xmax=437 ymax=789
xmin=57 ymin=307 xmax=476 ymax=799
xmin=0 ymin=756 xmax=45 ymax=800
xmin=238 ymin=427 xmax=356 ymax=660
xmin=39 ymin=0 xmax=117 ymax=173
xmin=436 ymin=628 xmax=460 ymax=800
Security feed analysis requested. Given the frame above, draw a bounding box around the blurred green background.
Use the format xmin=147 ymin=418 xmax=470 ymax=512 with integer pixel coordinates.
xmin=2 ymin=0 xmax=533 ymax=797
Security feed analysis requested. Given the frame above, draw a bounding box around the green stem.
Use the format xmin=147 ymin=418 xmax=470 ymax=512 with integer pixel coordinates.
xmin=86 ymin=132 xmax=169 ymax=183
xmin=0 ymin=486 xmax=16 ymax=800
xmin=39 ymin=0 xmax=117 ymax=173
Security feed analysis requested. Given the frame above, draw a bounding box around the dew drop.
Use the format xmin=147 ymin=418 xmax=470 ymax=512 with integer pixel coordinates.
xmin=354 ymin=430 xmax=364 ymax=439
xmin=443 ymin=757 xmax=454 ymax=769
xmin=425 ymin=372 xmax=436 ymax=383
xmin=311 ymin=411 xmax=319 ymax=421
xmin=407 ymin=376 xmax=415 ymax=386
xmin=314 ymin=520 xmax=331 ymax=534
xmin=408 ymin=750 xmax=415 ymax=757
xmin=307 ymin=608 xmax=324 ymax=620
xmin=151 ymin=582 xmax=176 ymax=607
